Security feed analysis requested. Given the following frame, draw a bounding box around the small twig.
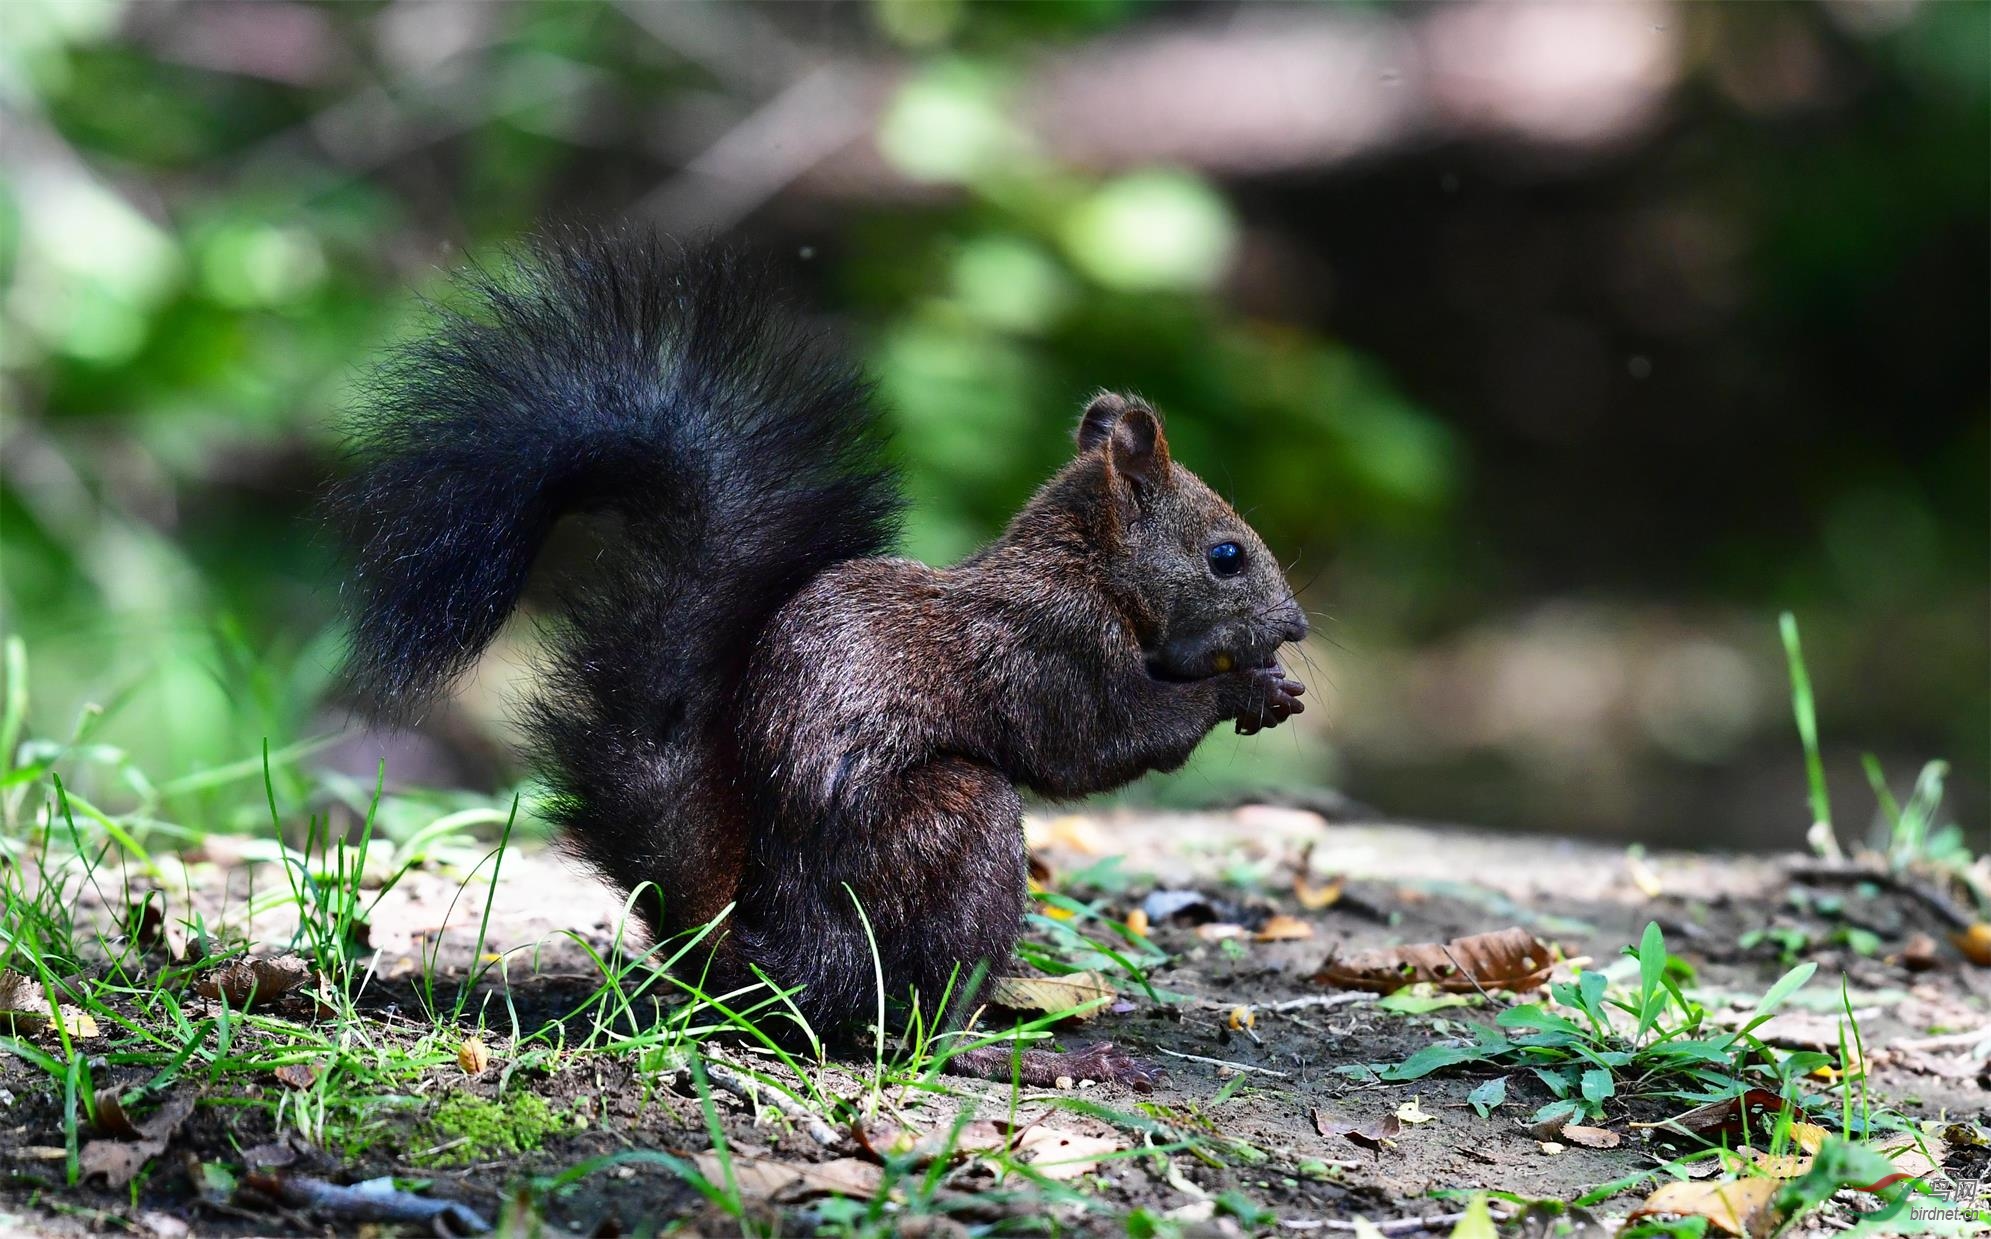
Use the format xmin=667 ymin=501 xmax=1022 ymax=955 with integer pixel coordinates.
xmin=699 ymin=1060 xmax=843 ymax=1149
xmin=1154 ymin=1048 xmax=1289 ymax=1077
xmin=1262 ymin=993 xmax=1376 ymax=1013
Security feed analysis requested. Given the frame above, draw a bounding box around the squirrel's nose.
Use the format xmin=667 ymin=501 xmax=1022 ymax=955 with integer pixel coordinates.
xmin=1279 ymin=602 xmax=1308 ymax=644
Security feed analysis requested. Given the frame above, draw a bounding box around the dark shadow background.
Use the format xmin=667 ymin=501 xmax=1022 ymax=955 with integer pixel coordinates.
xmin=4 ymin=0 xmax=1985 ymax=850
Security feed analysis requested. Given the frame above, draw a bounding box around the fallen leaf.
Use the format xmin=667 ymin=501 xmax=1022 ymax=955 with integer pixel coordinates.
xmin=692 ymin=1154 xmax=883 ymax=1202
xmin=1952 ymin=923 xmax=1991 ymax=966
xmin=1313 ymin=928 xmax=1556 ymax=994
xmin=273 ymin=1062 xmax=318 ymax=1090
xmin=1559 ymin=1125 xmax=1621 ymax=1149
xmin=985 ymin=972 xmax=1114 ymax=1020
xmin=1630 ymin=1090 xmax=1813 ymax=1146
xmin=93 ymin=1092 xmax=141 ymax=1139
xmin=1629 ymin=1178 xmax=1782 ymax=1237
xmin=244 ymin=1171 xmax=492 ymax=1232
xmin=1312 ymin=1109 xmax=1402 ymax=1151
xmin=1255 ymin=914 xmax=1315 ymax=942
xmin=1394 ymin=1098 xmax=1435 ymax=1125
xmin=457 ymin=1038 xmax=491 ymax=1075
xmin=195 ymin=955 xmax=314 ymax=1009
xmin=1010 ymin=1126 xmax=1122 ymax=1180
xmin=1294 ymin=874 xmax=1344 ymax=910
xmin=0 ymin=970 xmax=100 ymax=1039
xmin=80 ymin=1093 xmax=196 ymax=1188
xmin=855 ymin=1117 xmax=1008 ymax=1165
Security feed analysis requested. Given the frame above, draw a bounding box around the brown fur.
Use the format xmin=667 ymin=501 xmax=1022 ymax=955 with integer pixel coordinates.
xmin=682 ymin=394 xmax=1307 ymax=1055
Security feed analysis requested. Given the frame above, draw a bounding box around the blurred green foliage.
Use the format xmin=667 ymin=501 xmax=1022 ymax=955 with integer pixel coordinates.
xmin=0 ymin=0 xmax=1982 ymax=837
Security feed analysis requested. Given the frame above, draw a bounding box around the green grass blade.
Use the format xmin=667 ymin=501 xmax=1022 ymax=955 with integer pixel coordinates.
xmin=1778 ymin=612 xmax=1833 ymax=842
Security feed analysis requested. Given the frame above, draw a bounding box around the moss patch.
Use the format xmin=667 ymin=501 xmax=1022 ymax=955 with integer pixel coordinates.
xmin=420 ymin=1090 xmax=570 ymax=1165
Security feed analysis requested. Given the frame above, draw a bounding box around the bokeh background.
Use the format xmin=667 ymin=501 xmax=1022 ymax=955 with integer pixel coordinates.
xmin=4 ymin=0 xmax=1985 ymax=851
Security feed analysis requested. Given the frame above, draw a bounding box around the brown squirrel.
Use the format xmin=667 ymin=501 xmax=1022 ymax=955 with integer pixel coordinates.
xmin=332 ymin=231 xmax=1307 ymax=1086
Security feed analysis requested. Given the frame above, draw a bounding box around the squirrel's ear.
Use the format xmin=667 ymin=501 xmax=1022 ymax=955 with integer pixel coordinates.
xmin=1077 ymin=392 xmax=1170 ymax=492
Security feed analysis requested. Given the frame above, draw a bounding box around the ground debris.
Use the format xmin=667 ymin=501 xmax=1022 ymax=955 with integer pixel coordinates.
xmin=193 ymin=953 xmax=315 ymax=1009
xmin=242 ymin=1171 xmax=491 ymax=1234
xmin=1313 ymin=927 xmax=1556 ymax=994
xmin=80 ymin=1092 xmax=196 ymax=1188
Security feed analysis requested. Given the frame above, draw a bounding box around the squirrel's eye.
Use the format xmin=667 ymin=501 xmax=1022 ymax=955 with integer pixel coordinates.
xmin=1207 ymin=541 xmax=1244 ymax=577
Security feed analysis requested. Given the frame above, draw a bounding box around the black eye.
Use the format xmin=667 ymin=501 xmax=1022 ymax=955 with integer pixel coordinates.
xmin=1206 ymin=541 xmax=1244 ymax=577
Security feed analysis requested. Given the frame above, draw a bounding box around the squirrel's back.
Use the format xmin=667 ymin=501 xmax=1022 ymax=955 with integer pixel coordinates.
xmin=330 ymin=231 xmax=902 ymax=933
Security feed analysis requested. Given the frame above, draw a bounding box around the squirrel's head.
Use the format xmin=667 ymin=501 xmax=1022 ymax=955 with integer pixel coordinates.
xmin=1068 ymin=392 xmax=1308 ymax=680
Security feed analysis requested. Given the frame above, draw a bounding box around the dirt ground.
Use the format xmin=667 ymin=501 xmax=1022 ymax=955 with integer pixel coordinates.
xmin=3 ymin=808 xmax=1987 ymax=1236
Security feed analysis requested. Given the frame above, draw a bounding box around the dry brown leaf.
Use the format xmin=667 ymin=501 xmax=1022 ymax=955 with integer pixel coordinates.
xmin=1560 ymin=1125 xmax=1621 ymax=1149
xmin=692 ymin=1154 xmax=883 ymax=1202
xmin=1010 ymin=1126 xmax=1122 ymax=1180
xmin=856 ymin=1119 xmax=997 ymax=1165
xmin=1312 ymin=1109 xmax=1402 ymax=1150
xmin=80 ymin=1093 xmax=196 ymax=1188
xmin=1952 ymin=923 xmax=1991 ymax=966
xmin=1630 ymin=1090 xmax=1811 ymax=1145
xmin=457 ymin=1038 xmax=491 ymax=1075
xmin=984 ymin=972 xmax=1114 ymax=1019
xmin=1629 ymin=1178 xmax=1782 ymax=1238
xmin=1294 ymin=874 xmax=1344 ymax=910
xmin=195 ymin=954 xmax=314 ymax=1009
xmin=1255 ymin=914 xmax=1315 ymax=942
xmin=273 ymin=1062 xmax=319 ymax=1090
xmin=0 ymin=970 xmax=100 ymax=1039
xmin=1312 ymin=927 xmax=1556 ymax=994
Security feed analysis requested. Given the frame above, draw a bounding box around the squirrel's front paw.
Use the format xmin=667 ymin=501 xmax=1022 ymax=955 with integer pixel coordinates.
xmin=1231 ymin=663 xmax=1305 ymax=736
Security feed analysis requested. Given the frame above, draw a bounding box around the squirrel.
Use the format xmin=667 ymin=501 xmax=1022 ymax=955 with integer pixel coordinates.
xmin=331 ymin=230 xmax=1309 ymax=1087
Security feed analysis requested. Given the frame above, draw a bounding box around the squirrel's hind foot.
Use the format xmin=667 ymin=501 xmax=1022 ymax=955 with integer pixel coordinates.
xmin=946 ymin=1041 xmax=1161 ymax=1092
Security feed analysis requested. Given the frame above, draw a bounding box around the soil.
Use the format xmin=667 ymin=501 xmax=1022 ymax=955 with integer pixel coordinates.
xmin=2 ymin=808 xmax=1986 ymax=1236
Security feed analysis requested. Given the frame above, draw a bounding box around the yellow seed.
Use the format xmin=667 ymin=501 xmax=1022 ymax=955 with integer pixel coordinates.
xmin=1126 ymin=908 xmax=1150 ymax=937
xmin=1228 ymin=1005 xmax=1255 ymax=1031
xmin=457 ymin=1038 xmax=491 ymax=1075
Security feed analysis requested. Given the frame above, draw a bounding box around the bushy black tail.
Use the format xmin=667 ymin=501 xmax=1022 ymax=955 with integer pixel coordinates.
xmin=331 ymin=230 xmax=901 ymax=842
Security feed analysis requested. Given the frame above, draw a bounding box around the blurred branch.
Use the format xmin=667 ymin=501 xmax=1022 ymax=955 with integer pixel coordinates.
xmin=636 ymin=63 xmax=873 ymax=234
